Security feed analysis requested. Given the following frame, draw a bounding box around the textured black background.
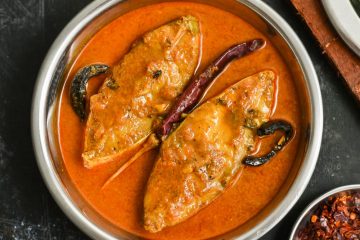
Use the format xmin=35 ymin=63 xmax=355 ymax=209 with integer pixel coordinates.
xmin=0 ymin=0 xmax=359 ymax=239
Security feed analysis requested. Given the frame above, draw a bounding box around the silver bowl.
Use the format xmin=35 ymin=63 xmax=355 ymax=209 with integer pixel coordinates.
xmin=31 ymin=0 xmax=323 ymax=239
xmin=290 ymin=184 xmax=360 ymax=239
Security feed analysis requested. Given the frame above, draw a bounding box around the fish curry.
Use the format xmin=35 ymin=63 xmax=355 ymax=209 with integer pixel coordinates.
xmin=58 ymin=2 xmax=305 ymax=239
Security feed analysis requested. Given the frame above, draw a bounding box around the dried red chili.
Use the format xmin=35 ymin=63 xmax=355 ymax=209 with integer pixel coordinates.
xmin=298 ymin=193 xmax=360 ymax=240
xmin=157 ymin=39 xmax=265 ymax=138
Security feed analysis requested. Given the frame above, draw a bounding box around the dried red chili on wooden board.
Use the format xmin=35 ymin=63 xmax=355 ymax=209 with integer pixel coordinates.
xmin=298 ymin=193 xmax=360 ymax=239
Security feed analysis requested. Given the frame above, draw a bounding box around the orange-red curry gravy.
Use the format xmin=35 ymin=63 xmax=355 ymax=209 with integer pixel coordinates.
xmin=58 ymin=2 xmax=302 ymax=239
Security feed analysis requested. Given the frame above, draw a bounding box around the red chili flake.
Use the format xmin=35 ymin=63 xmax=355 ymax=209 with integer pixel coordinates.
xmin=298 ymin=193 xmax=360 ymax=239
xmin=311 ymin=215 xmax=318 ymax=223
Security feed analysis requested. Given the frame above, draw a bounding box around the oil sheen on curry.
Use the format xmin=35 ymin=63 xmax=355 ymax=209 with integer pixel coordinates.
xmin=58 ymin=2 xmax=303 ymax=239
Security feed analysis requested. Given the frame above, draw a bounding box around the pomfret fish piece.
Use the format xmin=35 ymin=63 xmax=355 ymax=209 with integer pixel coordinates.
xmin=144 ymin=70 xmax=276 ymax=232
xmin=83 ymin=16 xmax=201 ymax=168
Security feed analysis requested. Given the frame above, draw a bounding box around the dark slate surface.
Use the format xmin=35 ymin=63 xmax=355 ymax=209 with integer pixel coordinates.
xmin=0 ymin=0 xmax=359 ymax=239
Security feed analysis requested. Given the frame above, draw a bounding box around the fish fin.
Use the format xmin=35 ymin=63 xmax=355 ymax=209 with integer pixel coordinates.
xmin=101 ymin=134 xmax=160 ymax=189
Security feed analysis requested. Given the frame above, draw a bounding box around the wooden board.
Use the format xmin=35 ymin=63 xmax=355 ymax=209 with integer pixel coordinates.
xmin=291 ymin=0 xmax=360 ymax=101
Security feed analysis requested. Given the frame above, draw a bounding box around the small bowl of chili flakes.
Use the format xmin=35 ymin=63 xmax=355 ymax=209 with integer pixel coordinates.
xmin=290 ymin=185 xmax=360 ymax=240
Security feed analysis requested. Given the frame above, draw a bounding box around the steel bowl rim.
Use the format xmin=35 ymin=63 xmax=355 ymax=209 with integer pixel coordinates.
xmin=235 ymin=1 xmax=323 ymax=239
xmin=289 ymin=184 xmax=360 ymax=239
xmin=321 ymin=0 xmax=360 ymax=57
xmin=31 ymin=1 xmax=123 ymax=239
xmin=31 ymin=0 xmax=323 ymax=239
